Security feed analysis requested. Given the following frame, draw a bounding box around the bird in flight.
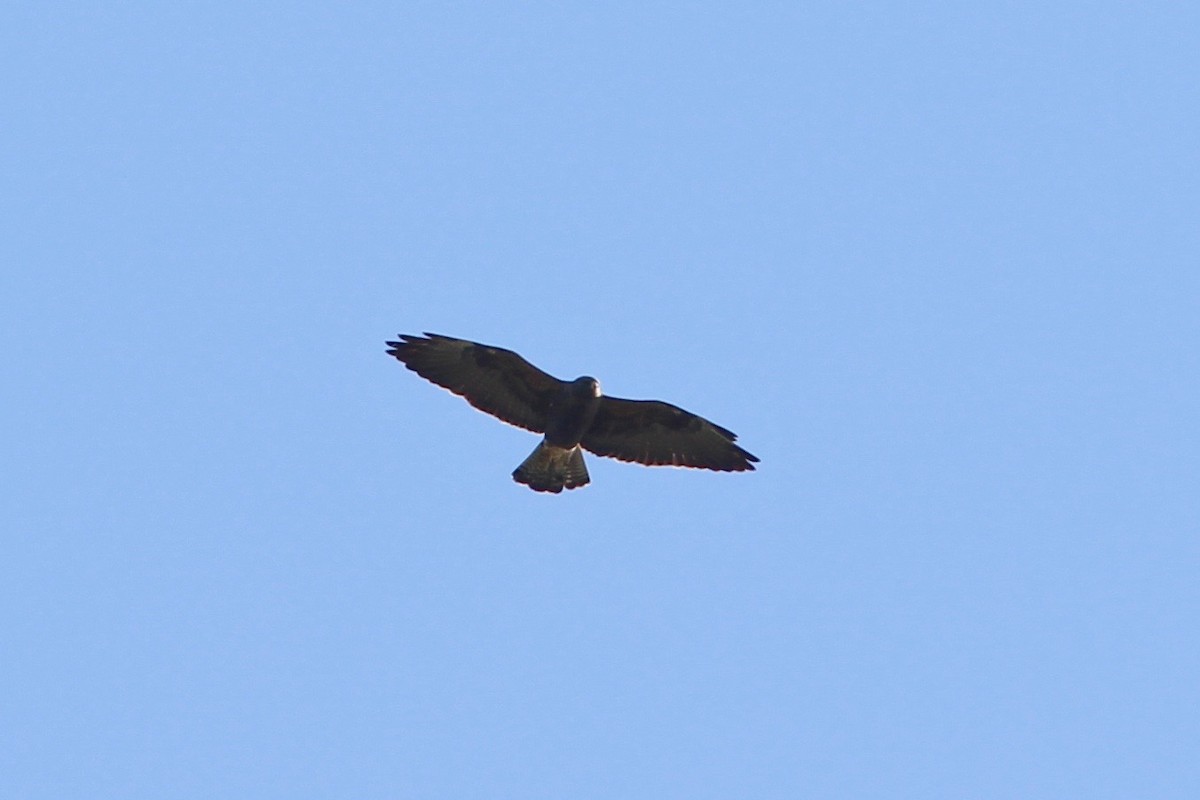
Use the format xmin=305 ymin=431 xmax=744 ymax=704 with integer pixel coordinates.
xmin=385 ymin=333 xmax=759 ymax=493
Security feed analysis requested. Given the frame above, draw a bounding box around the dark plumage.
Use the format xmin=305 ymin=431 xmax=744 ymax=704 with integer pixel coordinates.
xmin=385 ymin=333 xmax=759 ymax=493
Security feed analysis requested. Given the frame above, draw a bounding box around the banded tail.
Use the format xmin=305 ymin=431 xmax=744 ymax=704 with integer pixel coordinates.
xmin=512 ymin=442 xmax=590 ymax=493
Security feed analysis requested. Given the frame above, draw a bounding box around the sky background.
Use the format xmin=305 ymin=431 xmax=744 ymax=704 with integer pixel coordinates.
xmin=3 ymin=2 xmax=1198 ymax=797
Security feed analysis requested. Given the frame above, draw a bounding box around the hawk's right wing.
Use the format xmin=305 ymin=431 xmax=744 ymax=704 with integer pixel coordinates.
xmin=386 ymin=333 xmax=565 ymax=433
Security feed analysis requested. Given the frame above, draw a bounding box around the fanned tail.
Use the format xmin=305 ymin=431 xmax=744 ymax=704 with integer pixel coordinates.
xmin=512 ymin=442 xmax=590 ymax=493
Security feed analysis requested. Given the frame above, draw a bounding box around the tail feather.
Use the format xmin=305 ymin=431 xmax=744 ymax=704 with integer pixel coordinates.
xmin=512 ymin=442 xmax=590 ymax=493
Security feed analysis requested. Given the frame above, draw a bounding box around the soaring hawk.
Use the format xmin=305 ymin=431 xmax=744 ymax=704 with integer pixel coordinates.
xmin=386 ymin=333 xmax=759 ymax=493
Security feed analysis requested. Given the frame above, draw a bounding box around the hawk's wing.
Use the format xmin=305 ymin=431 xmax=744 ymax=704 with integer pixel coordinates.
xmin=386 ymin=333 xmax=565 ymax=433
xmin=581 ymin=397 xmax=759 ymax=471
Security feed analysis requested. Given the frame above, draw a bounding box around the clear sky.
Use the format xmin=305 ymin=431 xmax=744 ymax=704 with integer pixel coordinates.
xmin=4 ymin=3 xmax=1198 ymax=798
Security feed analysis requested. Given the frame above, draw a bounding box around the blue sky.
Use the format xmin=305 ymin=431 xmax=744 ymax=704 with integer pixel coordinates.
xmin=4 ymin=2 xmax=1198 ymax=797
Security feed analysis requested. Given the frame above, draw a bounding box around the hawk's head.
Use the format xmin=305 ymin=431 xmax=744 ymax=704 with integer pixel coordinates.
xmin=571 ymin=376 xmax=601 ymax=398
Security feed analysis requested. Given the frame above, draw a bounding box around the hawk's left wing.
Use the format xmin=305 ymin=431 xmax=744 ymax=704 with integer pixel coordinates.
xmin=581 ymin=397 xmax=759 ymax=471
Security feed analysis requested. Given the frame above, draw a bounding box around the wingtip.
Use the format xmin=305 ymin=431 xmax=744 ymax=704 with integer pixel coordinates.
xmin=386 ymin=333 xmax=433 ymax=356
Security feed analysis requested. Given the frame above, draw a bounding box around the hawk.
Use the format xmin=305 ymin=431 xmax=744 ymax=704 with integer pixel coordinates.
xmin=385 ymin=333 xmax=759 ymax=493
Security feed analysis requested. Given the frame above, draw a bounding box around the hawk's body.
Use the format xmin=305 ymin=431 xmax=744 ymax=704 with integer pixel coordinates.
xmin=386 ymin=333 xmax=758 ymax=493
